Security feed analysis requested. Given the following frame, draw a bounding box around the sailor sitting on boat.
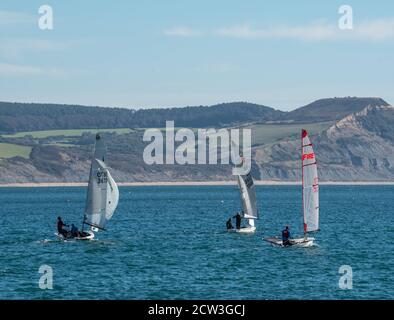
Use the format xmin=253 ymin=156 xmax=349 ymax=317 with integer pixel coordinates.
xmin=70 ymin=224 xmax=80 ymax=237
xmin=226 ymin=218 xmax=233 ymax=230
xmin=282 ymin=226 xmax=292 ymax=246
xmin=57 ymin=216 xmax=69 ymax=238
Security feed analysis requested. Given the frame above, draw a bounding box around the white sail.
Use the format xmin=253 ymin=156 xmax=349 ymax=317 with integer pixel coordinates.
xmin=231 ymin=140 xmax=259 ymax=222
xmin=84 ymin=134 xmax=119 ymax=231
xmin=302 ymin=129 xmax=319 ymax=233
xmin=101 ymin=160 xmax=119 ymax=221
xmin=237 ymin=172 xmax=258 ymax=220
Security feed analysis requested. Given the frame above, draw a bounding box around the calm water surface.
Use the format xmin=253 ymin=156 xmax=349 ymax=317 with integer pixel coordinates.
xmin=0 ymin=185 xmax=393 ymax=299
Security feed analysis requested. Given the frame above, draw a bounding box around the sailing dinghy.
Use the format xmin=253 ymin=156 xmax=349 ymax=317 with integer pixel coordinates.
xmin=264 ymin=129 xmax=319 ymax=247
xmin=57 ymin=134 xmax=119 ymax=240
xmin=228 ymin=142 xmax=259 ymax=233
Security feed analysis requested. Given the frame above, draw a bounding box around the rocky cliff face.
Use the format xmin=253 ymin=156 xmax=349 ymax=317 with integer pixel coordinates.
xmin=282 ymin=97 xmax=389 ymax=123
xmin=254 ymin=105 xmax=394 ymax=181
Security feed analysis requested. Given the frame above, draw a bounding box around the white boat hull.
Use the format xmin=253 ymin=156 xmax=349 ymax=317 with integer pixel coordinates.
xmin=76 ymin=231 xmax=95 ymax=240
xmin=228 ymin=226 xmax=256 ymax=234
xmin=263 ymin=236 xmax=315 ymax=247
xmin=55 ymin=231 xmax=95 ymax=241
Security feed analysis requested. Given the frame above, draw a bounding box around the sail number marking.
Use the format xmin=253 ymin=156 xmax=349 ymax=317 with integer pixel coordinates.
xmin=96 ymin=171 xmax=108 ymax=184
xmin=302 ymin=153 xmax=315 ymax=161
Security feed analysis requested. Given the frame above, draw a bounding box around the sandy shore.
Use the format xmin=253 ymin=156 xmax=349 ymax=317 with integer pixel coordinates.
xmin=1 ymin=180 xmax=394 ymax=187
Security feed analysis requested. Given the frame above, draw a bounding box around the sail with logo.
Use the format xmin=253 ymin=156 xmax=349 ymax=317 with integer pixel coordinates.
xmin=82 ymin=134 xmax=119 ymax=238
xmin=55 ymin=134 xmax=119 ymax=240
xmin=264 ymin=129 xmax=319 ymax=247
xmin=301 ymin=129 xmax=319 ymax=234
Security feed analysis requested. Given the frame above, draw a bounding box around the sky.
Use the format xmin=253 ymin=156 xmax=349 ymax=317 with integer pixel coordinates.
xmin=0 ymin=0 xmax=393 ymax=111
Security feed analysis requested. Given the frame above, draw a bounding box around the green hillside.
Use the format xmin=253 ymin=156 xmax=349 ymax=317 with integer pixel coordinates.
xmin=247 ymin=121 xmax=334 ymax=146
xmin=0 ymin=143 xmax=32 ymax=159
xmin=2 ymin=128 xmax=134 ymax=139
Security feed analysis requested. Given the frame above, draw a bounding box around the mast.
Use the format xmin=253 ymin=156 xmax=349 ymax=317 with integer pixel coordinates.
xmin=82 ymin=134 xmax=102 ymax=232
xmin=81 ymin=163 xmax=94 ymax=232
xmin=81 ymin=161 xmax=94 ymax=232
xmin=302 ymin=129 xmax=306 ymax=237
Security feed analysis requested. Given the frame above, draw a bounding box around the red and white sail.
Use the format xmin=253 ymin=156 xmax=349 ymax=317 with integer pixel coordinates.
xmin=302 ymin=129 xmax=319 ymax=233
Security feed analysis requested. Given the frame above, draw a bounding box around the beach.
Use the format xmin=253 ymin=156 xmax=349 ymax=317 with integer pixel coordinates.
xmin=1 ymin=180 xmax=394 ymax=187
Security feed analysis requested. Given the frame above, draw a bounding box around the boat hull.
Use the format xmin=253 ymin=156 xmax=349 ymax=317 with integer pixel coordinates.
xmin=228 ymin=226 xmax=256 ymax=234
xmin=55 ymin=231 xmax=95 ymax=241
xmin=263 ymin=236 xmax=315 ymax=247
xmin=75 ymin=231 xmax=95 ymax=240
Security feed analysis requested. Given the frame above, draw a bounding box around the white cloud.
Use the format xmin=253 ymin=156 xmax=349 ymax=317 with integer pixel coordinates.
xmin=0 ymin=63 xmax=69 ymax=77
xmin=0 ymin=63 xmax=41 ymax=76
xmin=0 ymin=10 xmax=35 ymax=25
xmin=163 ymin=27 xmax=202 ymax=37
xmin=355 ymin=19 xmax=394 ymax=41
xmin=214 ymin=23 xmax=336 ymax=40
xmin=0 ymin=39 xmax=73 ymax=60
xmin=191 ymin=62 xmax=236 ymax=73
xmin=214 ymin=19 xmax=394 ymax=41
xmin=0 ymin=39 xmax=66 ymax=51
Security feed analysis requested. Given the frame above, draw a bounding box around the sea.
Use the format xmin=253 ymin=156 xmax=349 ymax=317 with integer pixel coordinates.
xmin=0 ymin=185 xmax=393 ymax=299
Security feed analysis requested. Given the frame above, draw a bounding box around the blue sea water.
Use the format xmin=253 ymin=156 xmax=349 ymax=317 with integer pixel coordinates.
xmin=0 ymin=185 xmax=393 ymax=300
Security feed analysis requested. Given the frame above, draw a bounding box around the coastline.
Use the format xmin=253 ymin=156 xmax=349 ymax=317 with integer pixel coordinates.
xmin=1 ymin=180 xmax=394 ymax=187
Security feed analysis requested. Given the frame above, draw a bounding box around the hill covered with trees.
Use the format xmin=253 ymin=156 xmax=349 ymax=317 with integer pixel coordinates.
xmin=0 ymin=101 xmax=281 ymax=133
xmin=0 ymin=97 xmax=387 ymax=133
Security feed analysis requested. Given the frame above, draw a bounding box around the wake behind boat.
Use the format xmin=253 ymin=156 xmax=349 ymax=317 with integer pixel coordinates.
xmin=56 ymin=134 xmax=119 ymax=241
xmin=264 ymin=129 xmax=319 ymax=247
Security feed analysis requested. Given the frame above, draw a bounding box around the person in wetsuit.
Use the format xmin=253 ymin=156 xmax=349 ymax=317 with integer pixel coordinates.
xmin=226 ymin=218 xmax=233 ymax=230
xmin=282 ymin=225 xmax=292 ymax=246
xmin=57 ymin=216 xmax=69 ymax=238
xmin=70 ymin=224 xmax=79 ymax=237
xmin=233 ymin=212 xmax=242 ymax=229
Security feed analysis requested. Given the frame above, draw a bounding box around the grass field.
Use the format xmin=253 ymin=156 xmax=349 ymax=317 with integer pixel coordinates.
xmin=0 ymin=122 xmax=334 ymax=151
xmin=248 ymin=121 xmax=334 ymax=146
xmin=43 ymin=143 xmax=77 ymax=148
xmin=1 ymin=128 xmax=135 ymax=139
xmin=0 ymin=143 xmax=32 ymax=159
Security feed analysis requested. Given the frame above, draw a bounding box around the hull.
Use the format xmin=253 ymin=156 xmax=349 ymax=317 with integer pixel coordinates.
xmin=263 ymin=236 xmax=315 ymax=247
xmin=227 ymin=226 xmax=256 ymax=234
xmin=75 ymin=231 xmax=95 ymax=240
xmin=55 ymin=231 xmax=95 ymax=241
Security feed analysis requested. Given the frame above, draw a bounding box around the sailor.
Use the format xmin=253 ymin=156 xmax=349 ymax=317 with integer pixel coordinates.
xmin=282 ymin=225 xmax=292 ymax=246
xmin=226 ymin=218 xmax=233 ymax=230
xmin=70 ymin=223 xmax=79 ymax=237
xmin=233 ymin=212 xmax=242 ymax=229
xmin=57 ymin=216 xmax=69 ymax=238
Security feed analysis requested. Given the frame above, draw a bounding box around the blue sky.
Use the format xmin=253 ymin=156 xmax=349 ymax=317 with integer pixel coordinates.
xmin=0 ymin=0 xmax=393 ymax=110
